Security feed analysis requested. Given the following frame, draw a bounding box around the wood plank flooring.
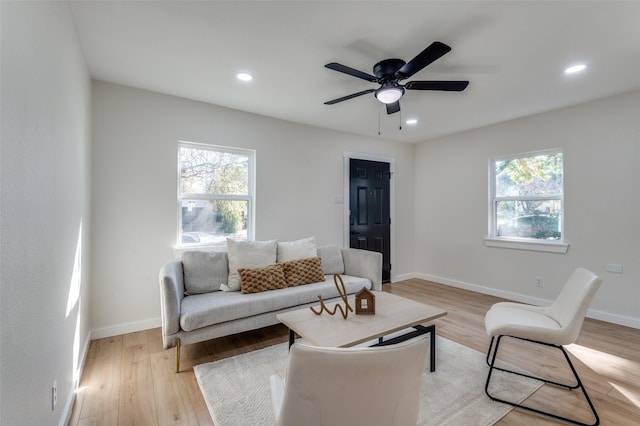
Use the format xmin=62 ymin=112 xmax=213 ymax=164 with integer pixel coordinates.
xmin=69 ymin=279 xmax=640 ymax=425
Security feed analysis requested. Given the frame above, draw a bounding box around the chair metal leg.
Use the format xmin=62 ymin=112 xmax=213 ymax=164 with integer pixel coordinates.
xmin=486 ymin=335 xmax=579 ymax=389
xmin=485 ymin=335 xmax=600 ymax=426
xmin=486 ymin=336 xmax=495 ymax=367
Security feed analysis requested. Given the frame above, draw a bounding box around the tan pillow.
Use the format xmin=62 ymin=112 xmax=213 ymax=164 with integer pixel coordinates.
xmin=238 ymin=263 xmax=287 ymax=294
xmin=283 ymin=256 xmax=325 ymax=287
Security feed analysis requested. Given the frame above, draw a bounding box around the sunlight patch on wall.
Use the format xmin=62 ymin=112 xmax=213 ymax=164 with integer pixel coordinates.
xmin=66 ymin=221 xmax=82 ymax=318
xmin=73 ymin=301 xmax=81 ymax=384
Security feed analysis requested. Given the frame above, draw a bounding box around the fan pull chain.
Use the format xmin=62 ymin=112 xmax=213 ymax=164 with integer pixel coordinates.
xmin=378 ymin=107 xmax=381 ymax=136
xmin=399 ymin=109 xmax=402 ymax=131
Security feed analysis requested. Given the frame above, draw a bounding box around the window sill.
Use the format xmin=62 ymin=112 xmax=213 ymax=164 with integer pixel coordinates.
xmin=484 ymin=238 xmax=569 ymax=254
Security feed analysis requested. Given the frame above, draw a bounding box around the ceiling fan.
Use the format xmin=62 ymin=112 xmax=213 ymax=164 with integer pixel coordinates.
xmin=324 ymin=41 xmax=469 ymax=115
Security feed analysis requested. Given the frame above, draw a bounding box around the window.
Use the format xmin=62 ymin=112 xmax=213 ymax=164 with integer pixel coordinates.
xmin=178 ymin=142 xmax=255 ymax=247
xmin=489 ymin=149 xmax=564 ymax=248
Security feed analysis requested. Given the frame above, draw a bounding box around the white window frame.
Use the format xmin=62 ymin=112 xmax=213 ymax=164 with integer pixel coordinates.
xmin=485 ymin=148 xmax=568 ymax=254
xmin=176 ymin=141 xmax=255 ymax=250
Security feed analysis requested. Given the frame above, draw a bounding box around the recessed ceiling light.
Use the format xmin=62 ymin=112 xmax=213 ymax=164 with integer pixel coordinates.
xmin=406 ymin=118 xmax=418 ymax=125
xmin=236 ymin=72 xmax=254 ymax=82
xmin=564 ymin=64 xmax=587 ymax=74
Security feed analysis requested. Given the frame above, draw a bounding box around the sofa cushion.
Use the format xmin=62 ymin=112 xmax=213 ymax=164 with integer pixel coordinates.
xmin=239 ymin=263 xmax=287 ymax=294
xmin=182 ymin=251 xmax=229 ymax=294
xmin=179 ymin=275 xmax=372 ymax=332
xmin=277 ymin=236 xmax=317 ymax=263
xmin=317 ymin=246 xmax=345 ymax=275
xmin=283 ymin=256 xmax=325 ymax=287
xmin=226 ymin=239 xmax=278 ymax=291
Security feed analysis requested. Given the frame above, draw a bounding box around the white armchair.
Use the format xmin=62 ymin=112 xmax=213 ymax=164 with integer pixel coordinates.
xmin=484 ymin=267 xmax=602 ymax=426
xmin=270 ymin=338 xmax=429 ymax=426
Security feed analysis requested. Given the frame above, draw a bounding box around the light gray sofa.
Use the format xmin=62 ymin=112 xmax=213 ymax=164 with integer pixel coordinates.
xmin=159 ymin=245 xmax=382 ymax=372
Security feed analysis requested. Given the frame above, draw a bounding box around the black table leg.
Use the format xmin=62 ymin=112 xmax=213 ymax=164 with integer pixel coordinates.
xmin=370 ymin=324 xmax=437 ymax=372
xmin=430 ymin=324 xmax=436 ymax=372
xmin=288 ymin=328 xmax=295 ymax=349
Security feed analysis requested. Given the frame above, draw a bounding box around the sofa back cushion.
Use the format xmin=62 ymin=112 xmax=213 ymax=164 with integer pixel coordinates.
xmin=277 ymin=236 xmax=317 ymax=263
xmin=226 ymin=239 xmax=278 ymax=291
xmin=317 ymin=246 xmax=345 ymax=275
xmin=182 ymin=251 xmax=229 ymax=294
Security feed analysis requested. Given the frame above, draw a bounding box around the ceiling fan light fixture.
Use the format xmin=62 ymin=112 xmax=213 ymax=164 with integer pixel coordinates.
xmin=375 ymin=84 xmax=404 ymax=104
xmin=564 ymin=64 xmax=586 ymax=74
xmin=236 ymin=72 xmax=254 ymax=81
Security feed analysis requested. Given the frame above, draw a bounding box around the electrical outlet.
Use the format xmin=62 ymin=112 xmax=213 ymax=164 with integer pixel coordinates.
xmin=52 ymin=380 xmax=57 ymax=411
xmin=536 ymin=276 xmax=543 ymax=288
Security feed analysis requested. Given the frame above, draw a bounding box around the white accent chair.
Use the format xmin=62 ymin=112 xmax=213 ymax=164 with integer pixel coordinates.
xmin=270 ymin=338 xmax=429 ymax=426
xmin=484 ymin=267 xmax=602 ymax=426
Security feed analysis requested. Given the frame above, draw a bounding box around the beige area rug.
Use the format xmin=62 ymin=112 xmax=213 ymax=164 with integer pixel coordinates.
xmin=194 ymin=336 xmax=541 ymax=426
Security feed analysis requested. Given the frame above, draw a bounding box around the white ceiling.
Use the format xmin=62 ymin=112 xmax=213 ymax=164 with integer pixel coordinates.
xmin=69 ymin=1 xmax=640 ymax=143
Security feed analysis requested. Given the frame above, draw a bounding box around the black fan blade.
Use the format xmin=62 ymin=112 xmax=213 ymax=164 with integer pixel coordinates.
xmin=324 ymin=89 xmax=376 ymax=105
xmin=325 ymin=63 xmax=377 ymax=82
xmin=405 ymin=80 xmax=469 ymax=91
xmin=397 ymin=41 xmax=451 ymax=79
xmin=386 ymin=101 xmax=401 ymax=115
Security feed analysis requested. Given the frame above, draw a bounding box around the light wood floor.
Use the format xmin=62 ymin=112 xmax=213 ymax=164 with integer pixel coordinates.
xmin=69 ymin=279 xmax=640 ymax=425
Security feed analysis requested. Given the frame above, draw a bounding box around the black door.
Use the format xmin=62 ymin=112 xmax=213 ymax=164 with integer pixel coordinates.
xmin=349 ymin=158 xmax=391 ymax=283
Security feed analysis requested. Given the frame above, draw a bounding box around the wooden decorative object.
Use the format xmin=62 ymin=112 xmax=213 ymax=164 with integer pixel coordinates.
xmin=310 ymin=274 xmax=353 ymax=319
xmin=355 ymin=287 xmax=376 ymax=315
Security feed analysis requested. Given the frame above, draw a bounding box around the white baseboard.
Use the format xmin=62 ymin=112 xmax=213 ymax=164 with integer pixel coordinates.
xmin=391 ymin=272 xmax=415 ymax=283
xmin=413 ymin=272 xmax=550 ymax=305
xmin=91 ymin=317 xmax=161 ymax=340
xmin=581 ymin=309 xmax=640 ymax=329
xmin=393 ymin=272 xmax=640 ymax=330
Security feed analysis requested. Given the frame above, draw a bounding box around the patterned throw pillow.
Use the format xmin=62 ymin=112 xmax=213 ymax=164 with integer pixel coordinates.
xmin=282 ymin=256 xmax=325 ymax=287
xmin=238 ymin=263 xmax=287 ymax=294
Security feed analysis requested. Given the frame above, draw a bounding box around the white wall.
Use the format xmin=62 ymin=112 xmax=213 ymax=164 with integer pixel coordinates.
xmin=414 ymin=90 xmax=640 ymax=327
xmin=0 ymin=2 xmax=92 ymax=425
xmin=90 ymin=81 xmax=415 ymax=335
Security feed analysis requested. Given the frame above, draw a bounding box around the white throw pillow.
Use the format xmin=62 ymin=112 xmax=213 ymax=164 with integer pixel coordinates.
xmin=277 ymin=236 xmax=317 ymax=263
xmin=226 ymin=239 xmax=278 ymax=291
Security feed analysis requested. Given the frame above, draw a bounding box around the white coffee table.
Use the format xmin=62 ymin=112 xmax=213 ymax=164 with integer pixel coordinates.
xmin=277 ymin=291 xmax=447 ymax=371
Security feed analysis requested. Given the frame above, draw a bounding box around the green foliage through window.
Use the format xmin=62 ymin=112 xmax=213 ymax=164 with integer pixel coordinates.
xmin=491 ymin=151 xmax=563 ymax=241
xmin=178 ymin=143 xmax=254 ymax=245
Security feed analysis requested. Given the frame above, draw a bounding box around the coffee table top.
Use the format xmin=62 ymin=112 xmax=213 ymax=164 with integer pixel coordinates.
xmin=276 ymin=291 xmax=447 ymax=348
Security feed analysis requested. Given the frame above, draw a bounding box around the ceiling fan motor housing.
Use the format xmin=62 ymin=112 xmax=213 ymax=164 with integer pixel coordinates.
xmin=373 ymin=58 xmax=406 ymax=81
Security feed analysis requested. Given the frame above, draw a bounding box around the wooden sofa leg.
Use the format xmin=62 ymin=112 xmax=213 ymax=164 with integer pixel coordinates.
xmin=175 ymin=338 xmax=181 ymax=373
